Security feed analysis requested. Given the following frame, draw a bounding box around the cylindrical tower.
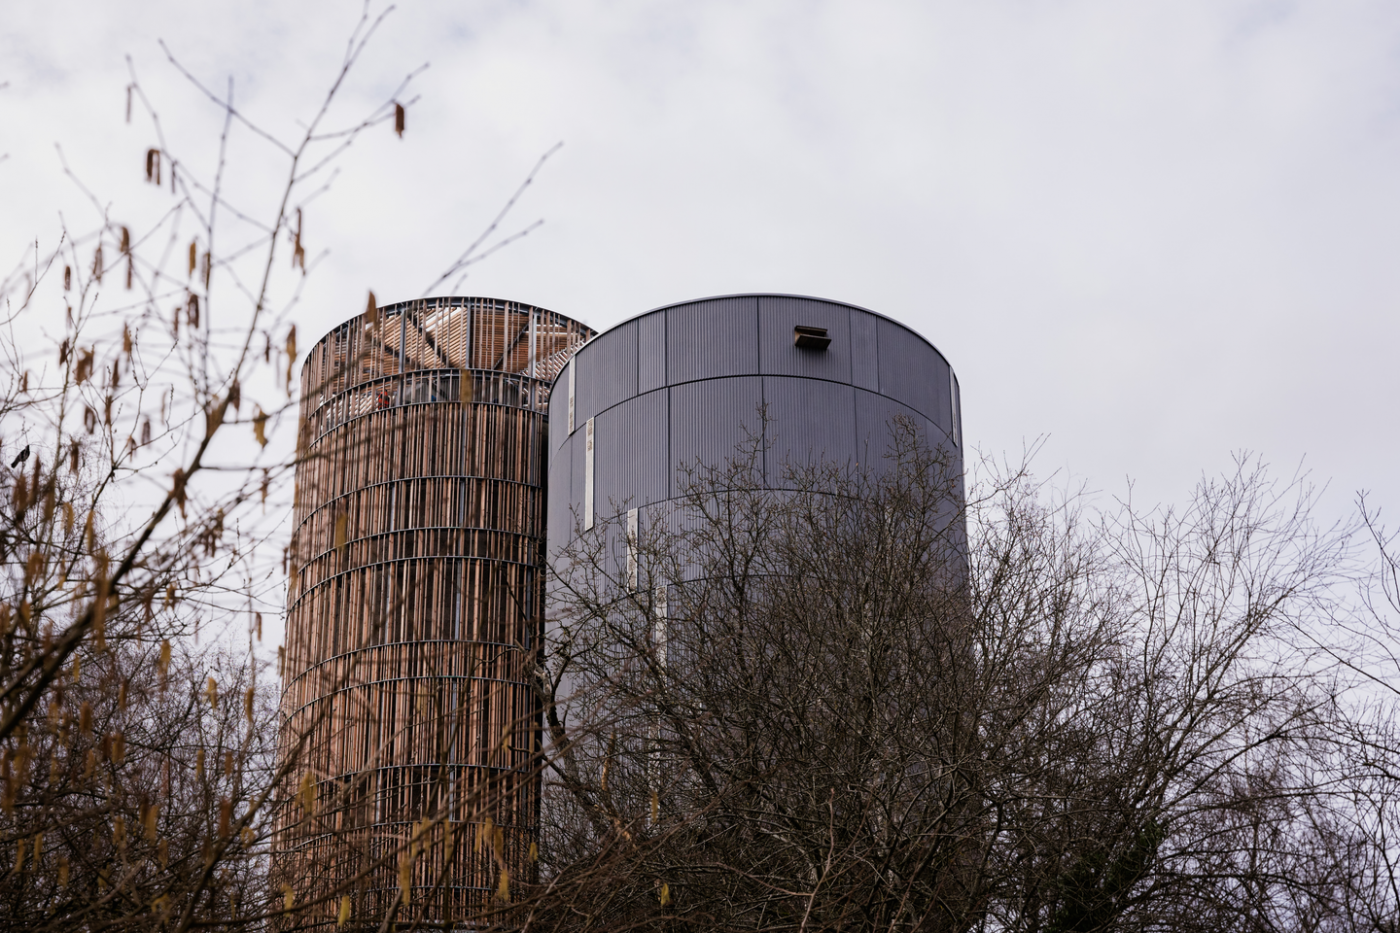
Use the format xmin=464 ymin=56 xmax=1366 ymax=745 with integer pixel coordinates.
xmin=277 ymin=296 xmax=592 ymax=928
xmin=546 ymin=293 xmax=962 ymax=558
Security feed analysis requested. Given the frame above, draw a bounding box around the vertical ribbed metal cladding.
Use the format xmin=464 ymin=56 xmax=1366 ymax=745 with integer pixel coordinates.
xmin=855 ymin=389 xmax=944 ymax=466
xmin=762 ymin=377 xmax=857 ymax=486
xmin=849 ymin=308 xmax=880 ymax=392
xmin=549 ymin=361 xmax=570 ymax=459
xmin=665 ymin=296 xmax=760 ymax=384
xmin=875 ymin=315 xmax=951 ymax=433
xmin=575 ymin=318 xmax=638 ymax=425
xmin=275 ymin=297 xmax=591 ymax=930
xmin=757 ymin=296 xmax=854 ymax=383
xmin=638 ymin=311 xmax=667 ymax=393
xmin=668 ymin=377 xmax=765 ymax=498
xmin=594 ymin=390 xmax=670 ymax=515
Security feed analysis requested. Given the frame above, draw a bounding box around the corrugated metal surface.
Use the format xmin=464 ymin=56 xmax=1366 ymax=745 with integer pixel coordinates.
xmin=762 ymin=376 xmax=857 ymax=487
xmin=569 ymin=425 xmax=586 ymax=536
xmin=668 ymin=377 xmax=765 ymax=497
xmin=549 ymin=366 xmax=569 ymax=456
xmin=758 ymin=296 xmax=853 ymax=383
xmin=546 ymin=438 xmax=573 ymax=557
xmin=855 ymin=388 xmax=948 ymax=472
xmin=576 ymin=319 xmax=638 ymax=424
xmin=638 ymin=311 xmax=666 ymax=393
xmin=850 ymin=308 xmax=879 ymax=391
xmin=666 ymin=296 xmax=759 ymax=385
xmin=950 ymin=369 xmax=962 ymax=447
xmin=594 ymin=389 xmax=669 ymax=518
xmin=875 ymin=316 xmax=950 ymax=431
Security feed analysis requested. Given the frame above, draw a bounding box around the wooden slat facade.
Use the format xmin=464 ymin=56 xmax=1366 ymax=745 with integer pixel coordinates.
xmin=275 ymin=297 xmax=592 ymax=929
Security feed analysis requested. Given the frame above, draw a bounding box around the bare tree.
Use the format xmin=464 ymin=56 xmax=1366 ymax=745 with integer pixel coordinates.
xmin=0 ymin=5 xmax=559 ymax=929
xmin=538 ymin=429 xmax=1388 ymax=933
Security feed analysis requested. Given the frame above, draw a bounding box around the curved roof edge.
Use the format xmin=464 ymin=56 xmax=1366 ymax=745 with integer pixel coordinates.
xmin=587 ymin=292 xmax=954 ymax=372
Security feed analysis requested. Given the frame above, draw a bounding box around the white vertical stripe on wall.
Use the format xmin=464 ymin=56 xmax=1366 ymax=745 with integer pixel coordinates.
xmin=568 ymin=361 xmax=576 ymax=434
xmin=626 ymin=507 xmax=639 ymax=590
xmin=584 ymin=416 xmax=595 ymax=530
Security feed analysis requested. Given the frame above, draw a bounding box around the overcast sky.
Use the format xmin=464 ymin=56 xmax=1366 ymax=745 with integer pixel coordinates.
xmin=4 ymin=0 xmax=1399 ymax=528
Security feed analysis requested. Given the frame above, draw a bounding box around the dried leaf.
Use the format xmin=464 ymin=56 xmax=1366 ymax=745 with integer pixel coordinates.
xmin=63 ymin=266 xmax=71 ymax=291
xmin=284 ymin=326 xmax=298 ymax=394
xmin=337 ymin=895 xmax=350 ymax=927
xmin=399 ymin=848 xmax=413 ymax=903
xmin=334 ymin=513 xmax=348 ymax=551
xmin=206 ymin=676 xmax=217 ymax=707
xmin=253 ymin=407 xmax=268 ymax=447
xmin=299 ymin=771 xmax=316 ymax=815
xmin=394 ymin=102 xmax=405 ymax=137
xmin=188 ymin=241 xmax=197 ymax=277
xmin=172 ymin=468 xmax=187 ymax=519
xmin=292 ymin=208 xmax=305 ymax=271
xmin=144 ymin=801 xmax=159 ymax=841
xmin=496 ymin=867 xmax=510 ymax=902
xmin=659 ymin=882 xmax=671 ymax=906
xmin=365 ymin=291 xmax=378 ymax=327
xmin=244 ymin=687 xmax=254 ymax=723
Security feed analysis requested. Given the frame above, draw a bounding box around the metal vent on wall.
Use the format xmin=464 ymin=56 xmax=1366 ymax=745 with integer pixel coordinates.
xmin=793 ymin=325 xmax=831 ymax=351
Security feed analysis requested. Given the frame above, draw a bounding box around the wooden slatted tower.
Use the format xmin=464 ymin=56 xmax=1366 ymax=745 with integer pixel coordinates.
xmin=275 ymin=296 xmax=592 ymax=928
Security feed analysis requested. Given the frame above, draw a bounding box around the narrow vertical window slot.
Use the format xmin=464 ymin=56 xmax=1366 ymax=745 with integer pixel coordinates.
xmin=626 ymin=507 xmax=639 ymax=590
xmin=583 ymin=416 xmax=595 ymax=531
xmin=567 ymin=360 xmax=576 ymax=434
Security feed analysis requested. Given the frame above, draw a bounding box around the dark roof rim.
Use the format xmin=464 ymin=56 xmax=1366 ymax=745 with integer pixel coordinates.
xmin=583 ymin=292 xmax=954 ymax=371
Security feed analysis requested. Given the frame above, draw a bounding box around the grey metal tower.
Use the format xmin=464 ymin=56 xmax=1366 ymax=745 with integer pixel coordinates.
xmin=545 ymin=293 xmax=963 ymax=557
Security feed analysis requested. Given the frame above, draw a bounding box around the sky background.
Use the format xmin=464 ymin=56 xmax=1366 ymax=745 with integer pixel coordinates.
xmin=3 ymin=0 xmax=1399 ymax=534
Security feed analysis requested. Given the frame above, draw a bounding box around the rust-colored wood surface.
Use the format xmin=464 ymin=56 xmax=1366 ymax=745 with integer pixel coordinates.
xmin=275 ymin=297 xmax=591 ymax=928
